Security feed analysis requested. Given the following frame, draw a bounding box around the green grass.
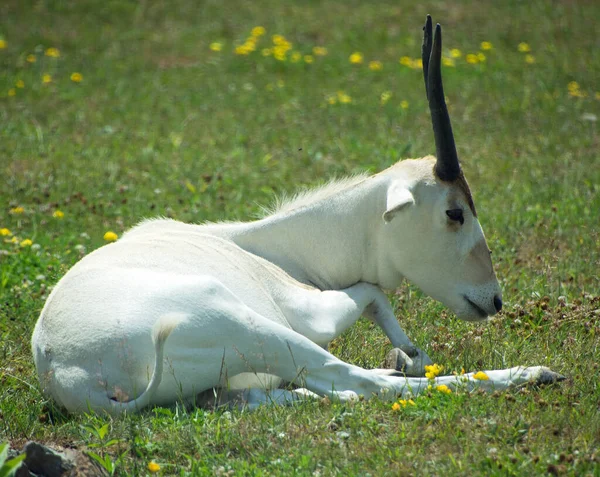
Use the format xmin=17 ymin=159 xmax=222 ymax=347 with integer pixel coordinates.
xmin=1 ymin=0 xmax=599 ymax=475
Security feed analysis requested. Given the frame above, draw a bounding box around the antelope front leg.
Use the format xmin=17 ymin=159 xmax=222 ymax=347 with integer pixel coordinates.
xmin=361 ymin=288 xmax=433 ymax=376
xmin=327 ymin=283 xmax=432 ymax=376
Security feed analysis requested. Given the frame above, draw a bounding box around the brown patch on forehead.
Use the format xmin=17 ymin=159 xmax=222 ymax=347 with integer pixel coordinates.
xmin=433 ymin=163 xmax=477 ymax=217
xmin=455 ymin=171 xmax=477 ymax=217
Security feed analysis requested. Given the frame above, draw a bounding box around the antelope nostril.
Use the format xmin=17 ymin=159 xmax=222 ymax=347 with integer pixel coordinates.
xmin=493 ymin=295 xmax=503 ymax=313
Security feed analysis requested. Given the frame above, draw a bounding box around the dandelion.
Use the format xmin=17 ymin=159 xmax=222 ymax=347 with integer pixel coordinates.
xmin=436 ymin=384 xmax=452 ymax=394
xmin=261 ymin=48 xmax=272 ymax=57
xmin=8 ymin=88 xmax=16 ymax=97
xmin=517 ymin=42 xmax=531 ymax=53
xmin=425 ymin=363 xmax=443 ymax=379
xmin=103 ymin=231 xmax=118 ymax=242
xmin=525 ymin=54 xmax=535 ymax=64
xmin=235 ymin=44 xmax=251 ymax=56
xmin=272 ymin=34 xmax=286 ymax=46
xmin=10 ymin=206 xmax=24 ymax=214
xmin=20 ymin=239 xmax=33 ymax=247
xmin=251 ymin=26 xmax=266 ymax=37
xmin=568 ymin=81 xmax=586 ymax=98
xmin=209 ymin=42 xmax=222 ymax=52
xmin=70 ymin=72 xmax=83 ymax=82
xmin=477 ymin=52 xmax=486 ymax=62
xmin=442 ymin=57 xmax=455 ymax=67
xmin=312 ymin=46 xmax=327 ymax=56
xmin=45 ymin=47 xmax=60 ymax=58
xmin=368 ymin=60 xmax=383 ymax=71
xmin=349 ymin=52 xmax=363 ymax=64
xmin=480 ymin=41 xmax=493 ymax=51
xmin=53 ymin=210 xmax=65 ymax=219
xmin=412 ymin=58 xmax=423 ymax=69
xmin=400 ymin=100 xmax=409 ymax=109
xmin=0 ymin=228 xmax=11 ymax=236
xmin=42 ymin=73 xmax=52 ymax=84
xmin=466 ymin=53 xmax=479 ymax=64
xmin=303 ymin=55 xmax=314 ymax=64
xmin=391 ymin=402 xmax=401 ymax=411
xmin=397 ymin=399 xmax=416 ymax=407
xmin=326 ymin=93 xmax=337 ymax=105
xmin=16 ymin=79 xmax=24 ymax=88
xmin=0 ymin=39 xmax=6 ymax=49
xmin=26 ymin=54 xmax=36 ymax=63
xmin=450 ymin=48 xmax=462 ymax=58
xmin=380 ymin=91 xmax=392 ymax=105
xmin=290 ymin=51 xmax=302 ymax=63
xmin=399 ymin=56 xmax=412 ymax=67
xmin=148 ymin=461 xmax=161 ymax=473
xmin=473 ymin=371 xmax=489 ymax=381
xmin=337 ymin=91 xmax=352 ymax=104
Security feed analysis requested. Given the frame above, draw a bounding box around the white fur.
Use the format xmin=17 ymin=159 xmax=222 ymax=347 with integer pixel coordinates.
xmin=31 ymin=156 xmax=556 ymax=414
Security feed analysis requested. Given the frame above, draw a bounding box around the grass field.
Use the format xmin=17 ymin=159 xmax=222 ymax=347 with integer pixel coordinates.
xmin=1 ymin=0 xmax=599 ymax=475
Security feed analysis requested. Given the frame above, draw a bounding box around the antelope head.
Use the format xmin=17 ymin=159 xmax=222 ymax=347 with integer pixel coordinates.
xmin=378 ymin=15 xmax=502 ymax=321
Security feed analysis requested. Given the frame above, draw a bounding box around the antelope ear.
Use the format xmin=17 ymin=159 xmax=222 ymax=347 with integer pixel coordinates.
xmin=383 ymin=183 xmax=415 ymax=223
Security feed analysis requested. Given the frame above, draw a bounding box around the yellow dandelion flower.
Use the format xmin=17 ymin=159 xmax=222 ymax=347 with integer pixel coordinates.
xmin=312 ymin=46 xmax=327 ymax=56
xmin=368 ymin=60 xmax=383 ymax=71
xmin=70 ymin=72 xmax=83 ymax=82
xmin=411 ymin=58 xmax=423 ymax=69
xmin=477 ymin=52 xmax=486 ymax=62
xmin=525 ymin=54 xmax=535 ymax=64
xmin=391 ymin=402 xmax=401 ymax=411
xmin=399 ymin=56 xmax=412 ymax=67
xmin=0 ymin=228 xmax=12 ymax=236
xmin=148 ymin=461 xmax=161 ymax=473
xmin=209 ymin=42 xmax=222 ymax=52
xmin=273 ymin=46 xmax=288 ymax=61
xmin=400 ymin=100 xmax=409 ymax=109
xmin=442 ymin=57 xmax=455 ymax=67
xmin=42 ymin=73 xmax=52 ymax=84
xmin=326 ymin=94 xmax=337 ymax=105
xmin=8 ymin=88 xmax=16 ymax=97
xmin=466 ymin=53 xmax=479 ymax=64
xmin=380 ymin=91 xmax=392 ymax=105
xmin=20 ymin=239 xmax=33 ymax=247
xmin=349 ymin=52 xmax=363 ymax=64
xmin=408 ymin=399 xmax=416 ymax=406
xmin=235 ymin=45 xmax=251 ymax=55
xmin=26 ymin=54 xmax=36 ymax=63
xmin=425 ymin=363 xmax=443 ymax=379
xmin=473 ymin=371 xmax=489 ymax=381
xmin=45 ymin=47 xmax=60 ymax=58
xmin=290 ymin=51 xmax=302 ymax=63
xmin=517 ymin=42 xmax=530 ymax=53
xmin=337 ymin=91 xmax=352 ymax=104
xmin=450 ymin=48 xmax=462 ymax=58
xmin=0 ymin=39 xmax=6 ymax=49
xmin=103 ymin=231 xmax=118 ymax=242
xmin=16 ymin=79 xmax=25 ymax=88
xmin=272 ymin=34 xmax=286 ymax=46
xmin=568 ymin=81 xmax=580 ymax=92
xmin=251 ymin=26 xmax=266 ymax=37
xmin=436 ymin=384 xmax=452 ymax=394
xmin=303 ymin=55 xmax=314 ymax=64
xmin=10 ymin=206 xmax=24 ymax=214
xmin=480 ymin=41 xmax=493 ymax=51
xmin=53 ymin=210 xmax=65 ymax=219
xmin=261 ymin=48 xmax=272 ymax=57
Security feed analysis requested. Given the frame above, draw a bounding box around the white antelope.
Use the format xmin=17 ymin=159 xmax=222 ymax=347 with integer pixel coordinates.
xmin=32 ymin=17 xmax=562 ymax=414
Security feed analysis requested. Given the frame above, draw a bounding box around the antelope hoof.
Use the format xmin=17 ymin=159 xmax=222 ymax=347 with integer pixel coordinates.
xmin=384 ymin=347 xmax=432 ymax=377
xmin=534 ymin=368 xmax=566 ymax=386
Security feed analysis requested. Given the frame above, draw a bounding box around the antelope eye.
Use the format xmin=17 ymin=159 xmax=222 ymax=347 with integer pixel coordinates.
xmin=446 ymin=208 xmax=464 ymax=225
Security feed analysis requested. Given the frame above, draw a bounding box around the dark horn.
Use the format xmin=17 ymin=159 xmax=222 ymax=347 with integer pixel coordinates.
xmin=421 ymin=15 xmax=432 ymax=98
xmin=423 ymin=18 xmax=461 ymax=182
